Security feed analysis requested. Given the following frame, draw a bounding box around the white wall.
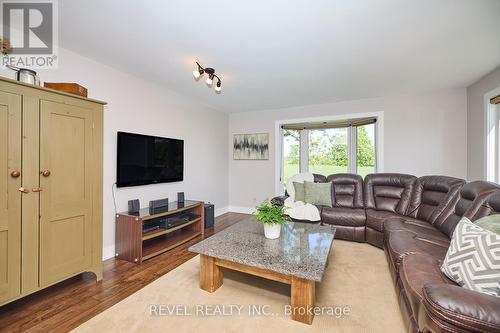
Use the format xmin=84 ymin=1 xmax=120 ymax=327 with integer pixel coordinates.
xmin=467 ymin=66 xmax=500 ymax=181
xmin=228 ymin=89 xmax=467 ymax=210
xmin=1 ymin=48 xmax=229 ymax=260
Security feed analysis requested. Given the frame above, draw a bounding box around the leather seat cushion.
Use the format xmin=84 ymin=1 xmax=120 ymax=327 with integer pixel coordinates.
xmin=386 ymin=230 xmax=449 ymax=273
xmin=366 ymin=209 xmax=402 ymax=232
xmin=321 ymin=207 xmax=366 ymax=227
xmin=421 ymin=284 xmax=500 ymax=332
xmin=384 ymin=218 xmax=449 ymax=246
xmin=399 ymin=254 xmax=454 ymax=320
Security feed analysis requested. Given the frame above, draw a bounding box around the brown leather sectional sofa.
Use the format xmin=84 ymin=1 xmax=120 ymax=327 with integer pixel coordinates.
xmin=272 ymin=173 xmax=500 ymax=333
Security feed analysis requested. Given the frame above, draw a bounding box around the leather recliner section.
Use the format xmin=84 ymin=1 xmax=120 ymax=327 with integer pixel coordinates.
xmin=406 ymin=175 xmax=466 ymax=225
xmin=363 ymin=173 xmax=417 ymax=248
xmin=271 ymin=176 xmax=500 ymax=333
xmin=364 ymin=173 xmax=417 ymax=213
xmin=384 ymin=180 xmax=498 ymax=241
xmin=321 ymin=174 xmax=366 ymax=242
xmin=432 ymin=180 xmax=499 ymax=236
xmin=383 ymin=181 xmax=498 ymax=275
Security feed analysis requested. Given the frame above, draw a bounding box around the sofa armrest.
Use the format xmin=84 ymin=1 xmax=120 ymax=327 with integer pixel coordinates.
xmin=271 ymin=195 xmax=288 ymax=206
xmin=420 ymin=284 xmax=500 ymax=333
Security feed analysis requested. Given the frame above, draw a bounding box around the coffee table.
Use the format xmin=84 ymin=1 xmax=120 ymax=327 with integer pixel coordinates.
xmin=188 ymin=217 xmax=336 ymax=325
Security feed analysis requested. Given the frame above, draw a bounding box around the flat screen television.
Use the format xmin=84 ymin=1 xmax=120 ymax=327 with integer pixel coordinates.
xmin=116 ymin=131 xmax=184 ymax=187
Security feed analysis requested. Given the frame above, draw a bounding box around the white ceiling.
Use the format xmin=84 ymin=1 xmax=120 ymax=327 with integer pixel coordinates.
xmin=60 ymin=0 xmax=500 ymax=113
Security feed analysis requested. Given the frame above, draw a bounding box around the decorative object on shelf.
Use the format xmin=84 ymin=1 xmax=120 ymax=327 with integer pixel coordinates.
xmin=6 ymin=65 xmax=40 ymax=85
xmin=1 ymin=36 xmax=12 ymax=55
xmin=149 ymin=198 xmax=169 ymax=215
xmin=192 ymin=61 xmax=222 ymax=93
xmin=254 ymin=200 xmax=287 ymax=239
xmin=233 ymin=133 xmax=269 ymax=160
xmin=128 ymin=199 xmax=140 ymax=215
xmin=44 ymin=82 xmax=88 ymax=97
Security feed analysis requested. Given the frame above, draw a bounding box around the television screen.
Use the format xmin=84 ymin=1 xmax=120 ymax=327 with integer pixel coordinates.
xmin=116 ymin=132 xmax=184 ymax=187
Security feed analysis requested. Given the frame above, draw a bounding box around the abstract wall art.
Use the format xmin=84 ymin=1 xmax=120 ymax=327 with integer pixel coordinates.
xmin=233 ymin=133 xmax=269 ymax=160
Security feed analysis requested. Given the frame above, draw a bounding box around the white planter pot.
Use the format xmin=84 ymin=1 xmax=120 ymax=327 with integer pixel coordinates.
xmin=263 ymin=223 xmax=282 ymax=239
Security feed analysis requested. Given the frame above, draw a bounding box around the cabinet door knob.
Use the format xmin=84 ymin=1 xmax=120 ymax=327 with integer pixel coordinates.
xmin=10 ymin=171 xmax=21 ymax=178
xmin=32 ymin=187 xmax=43 ymax=192
xmin=18 ymin=187 xmax=29 ymax=194
xmin=41 ymin=170 xmax=51 ymax=177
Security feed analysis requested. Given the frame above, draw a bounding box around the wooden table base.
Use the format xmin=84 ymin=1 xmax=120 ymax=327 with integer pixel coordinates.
xmin=199 ymin=254 xmax=316 ymax=325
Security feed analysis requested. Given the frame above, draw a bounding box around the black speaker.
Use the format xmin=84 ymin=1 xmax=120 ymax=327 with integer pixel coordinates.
xmin=204 ymin=203 xmax=215 ymax=229
xmin=128 ymin=199 xmax=140 ymax=214
xmin=149 ymin=198 xmax=169 ymax=214
xmin=177 ymin=192 xmax=185 ymax=203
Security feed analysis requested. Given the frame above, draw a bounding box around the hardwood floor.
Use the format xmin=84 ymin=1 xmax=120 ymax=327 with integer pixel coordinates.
xmin=0 ymin=213 xmax=249 ymax=333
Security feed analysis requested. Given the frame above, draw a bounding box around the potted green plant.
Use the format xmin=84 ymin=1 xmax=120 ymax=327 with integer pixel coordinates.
xmin=254 ymin=200 xmax=288 ymax=239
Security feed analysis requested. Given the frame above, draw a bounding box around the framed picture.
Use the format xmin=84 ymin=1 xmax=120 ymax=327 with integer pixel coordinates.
xmin=233 ymin=133 xmax=269 ymax=160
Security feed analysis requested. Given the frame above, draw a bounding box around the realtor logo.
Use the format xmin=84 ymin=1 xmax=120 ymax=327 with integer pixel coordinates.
xmin=0 ymin=0 xmax=58 ymax=68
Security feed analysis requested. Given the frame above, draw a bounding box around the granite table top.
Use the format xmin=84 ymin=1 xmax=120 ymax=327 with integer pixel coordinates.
xmin=189 ymin=217 xmax=336 ymax=282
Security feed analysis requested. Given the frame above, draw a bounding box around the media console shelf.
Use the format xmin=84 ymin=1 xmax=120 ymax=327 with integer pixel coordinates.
xmin=115 ymin=200 xmax=205 ymax=264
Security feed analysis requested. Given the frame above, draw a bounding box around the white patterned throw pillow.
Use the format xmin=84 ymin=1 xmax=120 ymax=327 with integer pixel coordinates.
xmin=441 ymin=217 xmax=500 ymax=297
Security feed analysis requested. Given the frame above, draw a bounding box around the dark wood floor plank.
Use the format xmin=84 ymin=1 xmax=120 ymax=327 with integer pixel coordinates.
xmin=0 ymin=213 xmax=247 ymax=333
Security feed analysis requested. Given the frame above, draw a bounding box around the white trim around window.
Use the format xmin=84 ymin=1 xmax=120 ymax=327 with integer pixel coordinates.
xmin=274 ymin=111 xmax=384 ymax=196
xmin=485 ymin=87 xmax=500 ymax=182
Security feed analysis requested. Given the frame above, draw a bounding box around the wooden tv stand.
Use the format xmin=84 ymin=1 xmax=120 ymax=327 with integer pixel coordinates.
xmin=115 ymin=200 xmax=205 ymax=264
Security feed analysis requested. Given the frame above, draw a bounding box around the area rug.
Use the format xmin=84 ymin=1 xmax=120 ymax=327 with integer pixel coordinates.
xmin=72 ymin=240 xmax=406 ymax=333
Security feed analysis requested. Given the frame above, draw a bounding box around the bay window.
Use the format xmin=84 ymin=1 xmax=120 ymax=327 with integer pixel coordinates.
xmin=280 ymin=117 xmax=378 ymax=191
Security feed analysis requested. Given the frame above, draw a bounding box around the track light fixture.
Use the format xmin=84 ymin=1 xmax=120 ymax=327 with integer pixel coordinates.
xmin=192 ymin=61 xmax=222 ymax=93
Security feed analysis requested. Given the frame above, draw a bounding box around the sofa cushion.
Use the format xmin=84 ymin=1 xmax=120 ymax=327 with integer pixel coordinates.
xmin=386 ymin=230 xmax=449 ymax=272
xmin=364 ymin=173 xmax=417 ymax=214
xmin=293 ymin=182 xmax=306 ymax=202
xmin=384 ymin=217 xmax=450 ymax=245
xmin=475 ymin=214 xmax=500 ymax=235
xmin=304 ymin=181 xmax=333 ymax=207
xmin=313 ymin=173 xmax=327 ymax=183
xmin=271 ymin=195 xmax=288 ymax=206
xmin=441 ymin=218 xmax=500 ymax=297
xmin=366 ymin=209 xmax=402 ymax=232
xmin=400 ymin=254 xmax=454 ymax=320
xmin=285 ymin=172 xmax=314 ymax=200
xmin=321 ymin=207 xmax=366 ymax=227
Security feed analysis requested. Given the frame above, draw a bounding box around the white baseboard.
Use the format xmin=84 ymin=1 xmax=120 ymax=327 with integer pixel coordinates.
xmin=215 ymin=206 xmax=229 ymax=217
xmin=227 ymin=206 xmax=254 ymax=214
xmin=102 ymin=244 xmax=115 ymax=261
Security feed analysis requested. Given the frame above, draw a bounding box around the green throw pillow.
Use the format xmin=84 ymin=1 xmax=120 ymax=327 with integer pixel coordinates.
xmin=293 ymin=182 xmax=306 ymax=202
xmin=304 ymin=181 xmax=333 ymax=207
xmin=475 ymin=214 xmax=500 ymax=235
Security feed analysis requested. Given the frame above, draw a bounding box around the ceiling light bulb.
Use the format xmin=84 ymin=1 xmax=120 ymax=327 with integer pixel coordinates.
xmin=206 ymin=77 xmax=213 ymax=86
xmin=192 ymin=70 xmax=201 ymax=79
xmin=215 ymin=82 xmax=222 ymax=92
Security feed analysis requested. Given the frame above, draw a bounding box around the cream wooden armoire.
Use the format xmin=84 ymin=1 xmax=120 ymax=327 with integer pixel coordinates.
xmin=0 ymin=76 xmax=105 ymax=305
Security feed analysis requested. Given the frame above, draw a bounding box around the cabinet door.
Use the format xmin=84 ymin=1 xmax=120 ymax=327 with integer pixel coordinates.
xmin=0 ymin=91 xmax=21 ymax=304
xmin=39 ymin=100 xmax=93 ymax=287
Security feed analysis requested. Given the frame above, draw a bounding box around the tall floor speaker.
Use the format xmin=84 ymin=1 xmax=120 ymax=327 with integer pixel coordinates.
xmin=204 ymin=204 xmax=215 ymax=229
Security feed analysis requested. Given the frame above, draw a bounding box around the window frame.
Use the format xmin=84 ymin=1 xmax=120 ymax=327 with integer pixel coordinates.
xmin=486 ymin=88 xmax=500 ymax=182
xmin=276 ymin=113 xmax=383 ymax=195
